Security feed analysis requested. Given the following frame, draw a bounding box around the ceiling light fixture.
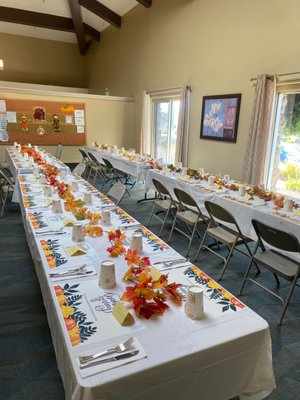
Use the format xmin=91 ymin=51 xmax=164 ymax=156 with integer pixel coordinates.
xmin=0 ymin=59 xmax=4 ymax=70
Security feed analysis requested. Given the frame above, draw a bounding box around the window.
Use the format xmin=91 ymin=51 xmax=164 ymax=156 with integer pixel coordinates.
xmin=151 ymin=98 xmax=180 ymax=164
xmin=266 ymin=88 xmax=300 ymax=198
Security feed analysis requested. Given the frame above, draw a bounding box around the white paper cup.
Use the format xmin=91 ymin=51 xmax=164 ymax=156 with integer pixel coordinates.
xmin=33 ymin=168 xmax=40 ymax=178
xmin=43 ymin=185 xmax=52 ymax=197
xmin=208 ymin=176 xmax=215 ymax=186
xmin=238 ymin=185 xmax=246 ymax=197
xmin=60 ymin=171 xmax=67 ymax=180
xmin=130 ymin=233 xmax=143 ymax=254
xmin=84 ymin=192 xmax=92 ymax=205
xmin=52 ymin=199 xmax=63 ymax=214
xmin=27 ymin=143 xmax=32 ymax=148
xmin=181 ymin=167 xmax=188 ymax=176
xmin=72 ymin=223 xmax=85 ymax=242
xmin=14 ymin=142 xmax=18 ymax=147
xmin=283 ymin=198 xmax=293 ymax=212
xmin=71 ymin=181 xmax=79 ymax=192
xmin=184 ymin=286 xmax=204 ymax=320
xmin=99 ymin=261 xmax=116 ymax=289
xmin=198 ymin=167 xmax=205 ymax=176
xmin=224 ymin=174 xmax=230 ymax=183
xmin=34 ymin=145 xmax=38 ymax=151
xmin=121 ymin=147 xmax=125 ymax=152
xmin=39 ymin=176 xmax=46 ymax=185
xmin=23 ymin=153 xmax=29 ymax=160
xmin=176 ymin=161 xmax=183 ymax=169
xmin=28 ymin=156 xmax=34 ymax=164
xmin=101 ymin=210 xmax=111 ymax=226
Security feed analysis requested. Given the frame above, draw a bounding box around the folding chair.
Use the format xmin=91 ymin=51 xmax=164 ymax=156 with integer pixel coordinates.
xmin=0 ymin=168 xmax=15 ymax=217
xmin=195 ymin=200 xmax=258 ymax=281
xmin=239 ymin=219 xmax=300 ymax=325
xmin=54 ymin=144 xmax=63 ymax=159
xmin=147 ymin=178 xmax=177 ymax=236
xmin=168 ymin=188 xmax=209 ymax=257
xmin=106 ymin=182 xmax=126 ymax=206
xmin=102 ymin=158 xmax=130 ymax=196
xmin=87 ymin=152 xmax=106 ymax=185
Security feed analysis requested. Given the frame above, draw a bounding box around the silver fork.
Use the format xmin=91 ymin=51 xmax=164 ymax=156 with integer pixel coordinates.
xmin=79 ymin=337 xmax=134 ymax=364
xmin=49 ymin=264 xmax=87 ymax=277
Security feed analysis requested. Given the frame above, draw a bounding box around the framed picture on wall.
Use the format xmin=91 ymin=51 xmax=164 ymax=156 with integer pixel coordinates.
xmin=200 ymin=93 xmax=241 ymax=142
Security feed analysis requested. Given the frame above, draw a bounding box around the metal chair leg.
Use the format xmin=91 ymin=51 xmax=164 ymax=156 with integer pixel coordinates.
xmin=278 ymin=275 xmax=298 ymax=325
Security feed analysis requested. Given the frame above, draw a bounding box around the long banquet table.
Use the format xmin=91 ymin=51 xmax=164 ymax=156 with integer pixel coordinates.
xmin=7 ymin=147 xmax=276 ymax=400
xmin=145 ymin=169 xmax=300 ymax=244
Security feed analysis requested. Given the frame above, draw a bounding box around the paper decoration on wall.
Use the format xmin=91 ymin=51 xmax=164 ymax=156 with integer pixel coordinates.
xmin=0 ymin=113 xmax=8 ymax=142
xmin=75 ymin=117 xmax=85 ymax=126
xmin=0 ymin=100 xmax=6 ymax=112
xmin=52 ymin=114 xmax=60 ymax=132
xmin=60 ymin=104 xmax=75 ymax=115
xmin=65 ymin=115 xmax=73 ymax=125
xmin=6 ymin=111 xmax=17 ymax=123
xmin=36 ymin=126 xmax=46 ymax=136
xmin=20 ymin=114 xmax=29 ymax=132
xmin=33 ymin=106 xmax=46 ymax=121
xmin=77 ymin=125 xmax=84 ymax=133
xmin=74 ymin=109 xmax=84 ymax=118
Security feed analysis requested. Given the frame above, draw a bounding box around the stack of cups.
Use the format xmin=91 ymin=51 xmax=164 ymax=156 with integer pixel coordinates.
xmin=101 ymin=210 xmax=111 ymax=226
xmin=71 ymin=181 xmax=79 ymax=192
xmin=130 ymin=233 xmax=143 ymax=254
xmin=52 ymin=199 xmax=63 ymax=214
xmin=184 ymin=286 xmax=204 ymax=320
xmin=99 ymin=261 xmax=116 ymax=289
xmin=84 ymin=192 xmax=92 ymax=205
xmin=43 ymin=185 xmax=52 ymax=197
xmin=284 ymin=197 xmax=293 ymax=212
xmin=72 ymin=223 xmax=85 ymax=242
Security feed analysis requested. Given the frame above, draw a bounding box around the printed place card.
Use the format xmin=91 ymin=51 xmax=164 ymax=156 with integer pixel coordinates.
xmin=112 ymin=301 xmax=134 ymax=326
xmin=243 ymin=194 xmax=253 ymax=201
xmin=64 ymin=218 xmax=75 ymax=227
xmin=66 ymin=245 xmax=87 ymax=257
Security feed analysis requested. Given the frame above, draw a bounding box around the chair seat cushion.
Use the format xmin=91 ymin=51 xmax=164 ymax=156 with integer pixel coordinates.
xmin=254 ymin=250 xmax=299 ymax=279
xmin=177 ymin=209 xmax=203 ymax=224
xmin=155 ymin=198 xmax=175 ymax=211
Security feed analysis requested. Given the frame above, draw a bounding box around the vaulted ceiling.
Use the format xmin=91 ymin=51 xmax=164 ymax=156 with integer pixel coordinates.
xmin=0 ymin=0 xmax=151 ymax=55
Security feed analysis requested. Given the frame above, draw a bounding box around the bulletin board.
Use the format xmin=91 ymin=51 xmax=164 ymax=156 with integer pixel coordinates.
xmin=0 ymin=98 xmax=86 ymax=145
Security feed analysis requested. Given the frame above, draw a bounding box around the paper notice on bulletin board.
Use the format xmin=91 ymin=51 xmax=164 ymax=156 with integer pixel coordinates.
xmin=77 ymin=125 xmax=84 ymax=133
xmin=0 ymin=100 xmax=6 ymax=112
xmin=74 ymin=110 xmax=84 ymax=118
xmin=75 ymin=117 xmax=85 ymax=126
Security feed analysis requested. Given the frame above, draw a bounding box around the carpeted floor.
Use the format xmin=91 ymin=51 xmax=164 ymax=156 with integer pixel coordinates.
xmin=0 ymin=182 xmax=299 ymax=400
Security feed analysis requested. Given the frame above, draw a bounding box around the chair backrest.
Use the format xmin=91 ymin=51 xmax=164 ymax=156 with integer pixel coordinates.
xmin=88 ymin=152 xmax=101 ymax=166
xmin=54 ymin=144 xmax=63 ymax=159
xmin=153 ymin=178 xmax=172 ymax=198
xmin=73 ymin=163 xmax=86 ymax=176
xmin=204 ymin=200 xmax=236 ymax=225
xmin=252 ymin=219 xmax=300 ymax=253
xmin=102 ymin=158 xmax=114 ymax=169
xmin=174 ymin=188 xmax=201 ymax=213
xmin=79 ymin=148 xmax=88 ymax=160
xmin=0 ymin=168 xmax=14 ymax=187
xmin=106 ymin=182 xmax=126 ymax=205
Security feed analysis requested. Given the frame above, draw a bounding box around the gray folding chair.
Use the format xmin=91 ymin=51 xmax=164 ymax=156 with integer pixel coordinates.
xmin=195 ymin=200 xmax=257 ymax=281
xmin=73 ymin=163 xmax=86 ymax=177
xmin=87 ymin=152 xmax=106 ymax=184
xmin=0 ymin=168 xmax=15 ymax=217
xmin=106 ymin=182 xmax=126 ymax=206
xmin=168 ymin=188 xmax=209 ymax=257
xmin=54 ymin=144 xmax=63 ymax=159
xmin=147 ymin=178 xmax=177 ymax=236
xmin=239 ymin=219 xmax=300 ymax=325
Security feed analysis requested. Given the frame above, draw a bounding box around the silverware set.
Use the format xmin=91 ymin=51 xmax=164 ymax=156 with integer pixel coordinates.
xmin=153 ymin=258 xmax=188 ymax=266
xmin=79 ymin=337 xmax=137 ymax=369
xmin=36 ymin=227 xmax=66 ymax=235
xmin=49 ymin=264 xmax=89 ymax=278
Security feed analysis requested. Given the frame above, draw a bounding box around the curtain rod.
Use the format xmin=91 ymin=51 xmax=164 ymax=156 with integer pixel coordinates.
xmin=250 ymin=71 xmax=300 ymax=81
xmin=146 ymin=86 xmax=192 ymax=94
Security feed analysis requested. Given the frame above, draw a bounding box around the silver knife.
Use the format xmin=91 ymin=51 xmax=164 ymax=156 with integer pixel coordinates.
xmin=153 ymin=258 xmax=187 ymax=266
xmin=79 ymin=350 xmax=139 ymax=369
xmin=49 ymin=270 xmax=92 ymax=278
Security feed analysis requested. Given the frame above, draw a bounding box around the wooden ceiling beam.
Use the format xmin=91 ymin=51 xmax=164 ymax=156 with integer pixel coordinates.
xmin=79 ymin=0 xmax=121 ymax=29
xmin=136 ymin=0 xmax=152 ymax=8
xmin=0 ymin=6 xmax=100 ymax=42
xmin=68 ymin=0 xmax=88 ymax=55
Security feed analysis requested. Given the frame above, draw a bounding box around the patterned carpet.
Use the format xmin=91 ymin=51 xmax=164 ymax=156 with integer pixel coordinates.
xmin=0 ymin=182 xmax=299 ymax=400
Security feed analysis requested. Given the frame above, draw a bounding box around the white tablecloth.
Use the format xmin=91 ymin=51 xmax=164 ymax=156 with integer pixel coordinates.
xmin=17 ymin=170 xmax=276 ymax=400
xmin=86 ymin=148 xmax=150 ymax=183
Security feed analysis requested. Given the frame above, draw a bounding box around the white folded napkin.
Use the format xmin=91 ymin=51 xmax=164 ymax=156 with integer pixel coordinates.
xmin=76 ymin=337 xmax=147 ymax=379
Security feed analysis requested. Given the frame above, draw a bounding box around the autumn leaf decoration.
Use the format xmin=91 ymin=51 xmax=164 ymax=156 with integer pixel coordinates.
xmin=107 ymin=228 xmax=126 ymax=257
xmin=121 ymin=249 xmax=182 ymax=319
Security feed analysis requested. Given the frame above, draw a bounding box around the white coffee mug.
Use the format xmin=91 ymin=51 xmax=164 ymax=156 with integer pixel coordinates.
xmin=84 ymin=192 xmax=92 ymax=205
xmin=238 ymin=185 xmax=246 ymax=197
xmin=284 ymin=198 xmax=293 ymax=212
xmin=99 ymin=261 xmax=116 ymax=289
xmin=184 ymin=286 xmax=204 ymax=320
xmin=52 ymin=199 xmax=63 ymax=214
xmin=43 ymin=185 xmax=52 ymax=197
xmin=72 ymin=223 xmax=85 ymax=242
xmin=130 ymin=233 xmax=143 ymax=254
xmin=101 ymin=210 xmax=111 ymax=226
xmin=71 ymin=181 xmax=79 ymax=192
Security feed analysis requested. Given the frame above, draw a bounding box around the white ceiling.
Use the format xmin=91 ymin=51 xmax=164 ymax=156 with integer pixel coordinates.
xmin=0 ymin=0 xmax=138 ymax=43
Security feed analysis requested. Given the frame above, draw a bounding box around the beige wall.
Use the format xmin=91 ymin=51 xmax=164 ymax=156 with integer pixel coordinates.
xmin=0 ymin=33 xmax=86 ymax=88
xmin=85 ymin=0 xmax=300 ymax=180
xmin=0 ymin=91 xmax=134 ymax=163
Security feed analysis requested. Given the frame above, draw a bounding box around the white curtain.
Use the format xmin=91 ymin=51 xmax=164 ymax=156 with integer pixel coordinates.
xmin=175 ymin=86 xmax=191 ymax=166
xmin=140 ymin=91 xmax=151 ymax=155
xmin=242 ymin=75 xmax=276 ymax=186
